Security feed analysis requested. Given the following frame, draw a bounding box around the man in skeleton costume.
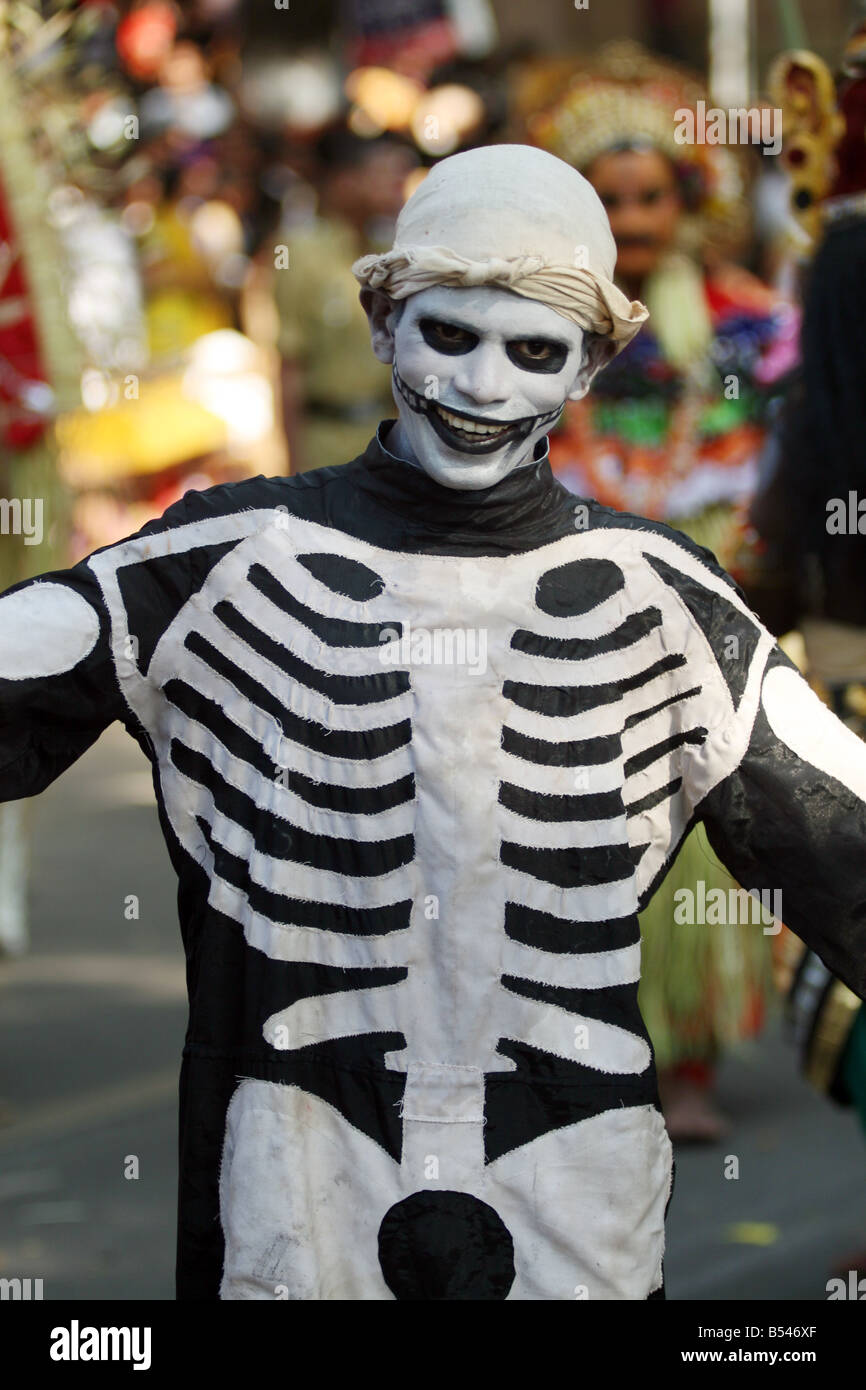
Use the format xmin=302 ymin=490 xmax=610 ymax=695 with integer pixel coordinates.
xmin=1 ymin=145 xmax=865 ymax=1301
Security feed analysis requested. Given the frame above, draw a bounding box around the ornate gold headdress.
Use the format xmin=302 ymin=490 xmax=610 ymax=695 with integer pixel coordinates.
xmin=528 ymin=42 xmax=702 ymax=169
xmin=527 ymin=41 xmax=748 ymax=259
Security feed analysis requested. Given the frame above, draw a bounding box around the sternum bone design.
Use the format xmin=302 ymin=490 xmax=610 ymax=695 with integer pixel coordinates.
xmin=384 ymin=645 xmax=511 ymax=1075
xmin=261 ymin=552 xmax=519 ymax=1178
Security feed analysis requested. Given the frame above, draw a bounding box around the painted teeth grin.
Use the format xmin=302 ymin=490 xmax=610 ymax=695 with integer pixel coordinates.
xmin=434 ymin=405 xmax=510 ymax=436
xmin=392 ymin=368 xmax=561 ymax=453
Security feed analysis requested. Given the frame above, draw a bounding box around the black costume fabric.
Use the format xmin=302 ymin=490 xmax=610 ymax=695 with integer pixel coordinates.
xmin=1 ymin=427 xmax=865 ymax=1300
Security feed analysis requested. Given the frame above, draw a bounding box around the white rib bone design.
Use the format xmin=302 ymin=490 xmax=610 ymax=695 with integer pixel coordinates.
xmin=89 ymin=511 xmax=765 ymax=1134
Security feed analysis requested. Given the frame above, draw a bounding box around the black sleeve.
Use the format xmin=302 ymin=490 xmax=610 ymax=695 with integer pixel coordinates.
xmin=698 ymin=647 xmax=866 ymax=1000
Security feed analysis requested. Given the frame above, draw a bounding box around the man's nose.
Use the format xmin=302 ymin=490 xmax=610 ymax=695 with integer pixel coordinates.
xmin=451 ymin=343 xmax=511 ymax=407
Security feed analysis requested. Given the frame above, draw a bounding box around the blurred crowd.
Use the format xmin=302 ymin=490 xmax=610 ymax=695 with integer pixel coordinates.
xmin=2 ymin=0 xmax=866 ymax=1282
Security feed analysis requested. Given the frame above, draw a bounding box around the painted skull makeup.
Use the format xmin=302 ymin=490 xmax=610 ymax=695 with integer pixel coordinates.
xmin=355 ymin=144 xmax=649 ymax=491
xmin=384 ymin=284 xmax=588 ymax=489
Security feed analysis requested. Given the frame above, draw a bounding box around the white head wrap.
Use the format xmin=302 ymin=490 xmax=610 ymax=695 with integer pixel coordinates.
xmin=353 ymin=144 xmax=648 ymax=353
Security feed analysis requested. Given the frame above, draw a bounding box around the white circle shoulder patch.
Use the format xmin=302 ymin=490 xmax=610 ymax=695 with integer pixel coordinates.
xmin=0 ymin=582 xmax=100 ymax=680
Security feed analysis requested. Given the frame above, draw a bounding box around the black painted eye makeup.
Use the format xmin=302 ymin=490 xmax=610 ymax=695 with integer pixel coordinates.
xmin=419 ymin=319 xmax=479 ymax=355
xmin=506 ymin=338 xmax=569 ymax=373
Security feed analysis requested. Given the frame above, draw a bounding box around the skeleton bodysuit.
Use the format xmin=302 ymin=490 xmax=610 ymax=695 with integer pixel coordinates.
xmin=1 ymin=430 xmax=866 ymax=1300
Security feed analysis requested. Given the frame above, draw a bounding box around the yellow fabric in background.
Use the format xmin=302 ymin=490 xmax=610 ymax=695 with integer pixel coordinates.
xmin=57 ymin=375 xmax=226 ymax=482
xmin=142 ymin=206 xmax=233 ymax=361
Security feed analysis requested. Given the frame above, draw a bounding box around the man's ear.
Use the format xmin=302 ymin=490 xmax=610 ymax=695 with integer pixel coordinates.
xmin=566 ymin=332 xmax=618 ymax=402
xmin=361 ymin=288 xmax=400 ymax=364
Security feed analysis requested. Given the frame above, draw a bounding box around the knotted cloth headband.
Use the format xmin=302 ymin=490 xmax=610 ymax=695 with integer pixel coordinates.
xmin=353 ymin=245 xmax=647 ymax=344
xmin=352 ymin=144 xmax=649 ymax=355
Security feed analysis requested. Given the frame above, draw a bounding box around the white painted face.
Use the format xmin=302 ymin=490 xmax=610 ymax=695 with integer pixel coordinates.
xmin=364 ymin=284 xmax=610 ymax=490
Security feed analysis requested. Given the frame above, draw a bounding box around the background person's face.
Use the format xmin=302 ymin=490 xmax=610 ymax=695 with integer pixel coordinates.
xmin=383 ymin=284 xmax=589 ymax=490
xmin=359 ymin=145 xmax=418 ymax=223
xmin=585 ymin=148 xmax=682 ymax=288
xmin=330 ymin=146 xmax=417 ymax=228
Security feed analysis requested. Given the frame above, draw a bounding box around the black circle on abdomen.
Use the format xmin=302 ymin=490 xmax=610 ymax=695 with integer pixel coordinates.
xmin=378 ymin=1191 xmax=515 ymax=1300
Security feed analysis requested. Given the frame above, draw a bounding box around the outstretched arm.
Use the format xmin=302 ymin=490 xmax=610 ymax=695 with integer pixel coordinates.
xmin=698 ymin=646 xmax=866 ymax=1000
xmin=0 ymin=476 xmax=280 ymax=805
xmin=0 ymin=485 xmax=218 ymax=802
xmin=0 ymin=560 xmax=126 ymax=800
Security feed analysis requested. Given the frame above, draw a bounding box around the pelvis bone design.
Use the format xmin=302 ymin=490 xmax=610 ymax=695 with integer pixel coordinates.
xmin=94 ymin=506 xmax=765 ymax=1299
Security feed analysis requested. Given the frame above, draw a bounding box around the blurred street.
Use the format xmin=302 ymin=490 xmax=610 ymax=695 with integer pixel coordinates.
xmin=0 ymin=725 xmax=185 ymax=1300
xmin=0 ymin=723 xmax=863 ymax=1302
